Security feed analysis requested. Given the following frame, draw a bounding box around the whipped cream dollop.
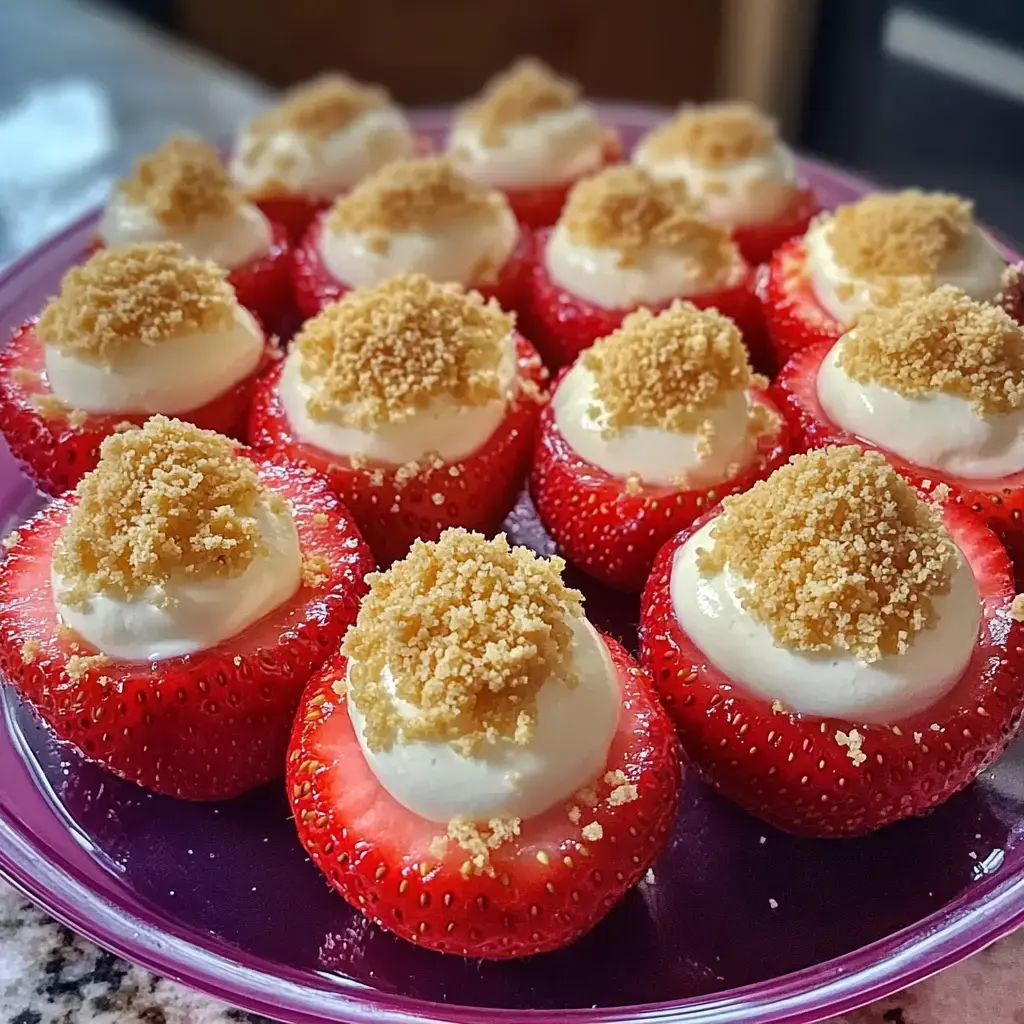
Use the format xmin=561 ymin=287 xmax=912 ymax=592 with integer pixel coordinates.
xmin=553 ymin=361 xmax=757 ymax=487
xmin=671 ymin=518 xmax=980 ymax=722
xmin=278 ymin=331 xmax=518 ymax=464
xmin=348 ymin=615 xmax=620 ymax=822
xmin=818 ymin=335 xmax=1024 ymax=480
xmin=45 ymin=305 xmax=265 ymax=415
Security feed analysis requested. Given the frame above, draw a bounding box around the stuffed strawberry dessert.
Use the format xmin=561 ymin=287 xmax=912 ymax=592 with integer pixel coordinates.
xmin=446 ymin=58 xmax=620 ymax=229
xmin=640 ymin=445 xmax=1024 ymax=837
xmin=0 ymin=416 xmax=373 ymax=800
xmin=775 ymin=286 xmax=1024 ymax=566
xmin=633 ymin=101 xmax=819 ymax=266
xmin=96 ymin=136 xmax=291 ymax=327
xmin=0 ymin=242 xmax=276 ymax=495
xmin=230 ymin=74 xmax=418 ymax=241
xmin=249 ymin=273 xmax=547 ymax=565
xmin=288 ymin=528 xmax=680 ymax=957
xmin=762 ymin=189 xmax=1007 ymax=368
xmin=292 ymin=157 xmax=528 ymax=320
xmin=531 ymin=302 xmax=791 ymax=591
xmin=521 ymin=166 xmax=763 ymax=368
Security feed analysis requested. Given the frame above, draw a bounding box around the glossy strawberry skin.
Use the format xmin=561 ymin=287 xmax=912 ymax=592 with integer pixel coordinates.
xmin=530 ymin=388 xmax=792 ymax=592
xmin=248 ymin=336 xmax=548 ymax=566
xmin=226 ymin=220 xmax=295 ymax=332
xmin=256 ymin=196 xmax=329 ymax=245
xmin=0 ymin=322 xmax=279 ymax=496
xmin=639 ymin=501 xmax=1024 ymax=838
xmin=732 ymin=187 xmax=821 ymax=267
xmin=287 ymin=636 xmax=681 ymax=958
xmin=759 ymin=237 xmax=843 ymax=370
xmin=774 ymin=339 xmax=1024 ymax=570
xmin=291 ymin=214 xmax=534 ymax=321
xmin=0 ymin=454 xmax=374 ymax=800
xmin=522 ymin=228 xmax=768 ymax=371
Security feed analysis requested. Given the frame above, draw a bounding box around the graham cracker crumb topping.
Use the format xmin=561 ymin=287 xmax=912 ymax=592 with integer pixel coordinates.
xmin=20 ymin=641 xmax=39 ymax=665
xmin=581 ymin=821 xmax=603 ymax=842
xmin=54 ymin=416 xmax=275 ymax=607
xmin=561 ymin=166 xmax=735 ymax=275
xmin=120 ymin=136 xmax=239 ymax=229
xmin=1011 ymin=595 xmax=1024 ymax=621
xmin=840 ymin=286 xmax=1024 ymax=414
xmin=643 ymin=102 xmax=775 ymax=168
xmin=697 ymin=446 xmax=955 ymax=662
xmin=829 ymin=190 xmax=973 ymax=278
xmin=439 ymin=815 xmax=521 ymax=877
xmin=344 ymin=528 xmax=582 ymax=754
xmin=463 ymin=58 xmax=578 ymax=146
xmin=326 ymin=157 xmax=505 ymax=239
xmin=37 ymin=242 xmax=236 ymax=364
xmin=293 ymin=273 xmax=512 ymax=429
xmin=582 ymin=302 xmax=763 ymax=434
xmin=835 ymin=729 xmax=868 ymax=767
xmin=250 ymin=73 xmax=387 ymax=140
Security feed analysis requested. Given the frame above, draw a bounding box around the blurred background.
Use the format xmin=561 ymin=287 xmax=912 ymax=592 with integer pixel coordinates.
xmin=2 ymin=0 xmax=1023 ymax=266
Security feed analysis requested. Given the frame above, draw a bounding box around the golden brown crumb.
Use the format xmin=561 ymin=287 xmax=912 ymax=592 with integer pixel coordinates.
xmin=697 ymin=447 xmax=955 ymax=662
xmin=625 ymin=474 xmax=644 ymax=495
xmin=582 ymin=302 xmax=762 ymax=435
xmin=31 ymin=392 xmax=88 ymax=429
xmin=576 ymin=784 xmax=598 ymax=808
xmin=440 ymin=815 xmax=521 ymax=877
xmin=581 ymin=821 xmax=604 ymax=842
xmin=1011 ymin=595 xmax=1024 ymax=621
xmin=54 ymin=416 xmax=274 ymax=607
xmin=561 ymin=166 xmax=735 ymax=276
xmin=326 ymin=157 xmax=506 ymax=241
xmin=642 ymin=102 xmax=775 ymax=168
xmin=302 ymin=554 xmax=330 ymax=588
xmin=604 ymin=770 xmax=638 ymax=807
xmin=312 ymin=512 xmax=329 ymax=526
xmin=65 ymin=653 xmax=109 ymax=680
xmin=461 ymin=58 xmax=578 ymax=146
xmin=835 ymin=729 xmax=867 ymax=767
xmin=771 ymin=699 xmax=787 ymax=716
xmin=840 ymin=286 xmax=1024 ymax=415
xmin=20 ymin=641 xmax=39 ymax=665
xmin=249 ymin=73 xmax=387 ymax=141
xmin=2 ymin=531 xmax=19 ymax=550
xmin=120 ymin=136 xmax=239 ymax=229
xmin=293 ymin=273 xmax=512 ymax=430
xmin=37 ymin=243 xmax=236 ymax=364
xmin=567 ymin=804 xmax=582 ymax=825
xmin=343 ymin=528 xmax=582 ymax=752
xmin=828 ymin=190 xmax=973 ymax=279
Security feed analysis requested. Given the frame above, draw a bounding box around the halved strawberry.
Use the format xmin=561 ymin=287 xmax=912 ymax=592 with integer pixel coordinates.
xmin=0 ymin=322 xmax=278 ymax=496
xmin=530 ymin=388 xmax=792 ymax=592
xmin=639 ymin=501 xmax=1024 ymax=838
xmin=521 ymin=229 xmax=767 ymax=371
xmin=291 ymin=214 xmax=534 ymax=321
xmin=501 ymin=132 xmax=623 ymax=230
xmin=287 ymin=635 xmax=680 ymax=958
xmin=248 ymin=336 xmax=548 ymax=566
xmin=0 ymin=453 xmax=374 ymax=800
xmin=224 ymin=220 xmax=294 ymax=333
xmin=774 ymin=339 xmax=1024 ymax=570
xmin=759 ymin=237 xmax=843 ymax=369
xmin=732 ymin=187 xmax=821 ymax=268
xmin=256 ymin=195 xmax=329 ymax=245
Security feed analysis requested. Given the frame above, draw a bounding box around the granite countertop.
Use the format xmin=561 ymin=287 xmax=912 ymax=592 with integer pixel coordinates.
xmin=0 ymin=2 xmax=1022 ymax=1023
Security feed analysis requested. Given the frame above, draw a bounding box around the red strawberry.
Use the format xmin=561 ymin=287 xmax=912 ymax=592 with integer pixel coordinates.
xmin=530 ymin=387 xmax=792 ymax=591
xmin=522 ymin=228 xmax=767 ymax=371
xmin=501 ymin=132 xmax=623 ymax=230
xmin=639 ymin=501 xmax=1024 ymax=838
xmin=225 ymin=219 xmax=295 ymax=333
xmin=248 ymin=336 xmax=548 ymax=566
xmin=256 ymin=196 xmax=329 ymax=245
xmin=731 ymin=187 xmax=821 ymax=268
xmin=287 ymin=636 xmax=681 ymax=958
xmin=0 ymin=453 xmax=374 ymax=800
xmin=759 ymin=237 xmax=843 ymax=369
xmin=774 ymin=339 xmax=1024 ymax=570
xmin=0 ymin=322 xmax=278 ymax=496
xmin=291 ymin=214 xmax=534 ymax=321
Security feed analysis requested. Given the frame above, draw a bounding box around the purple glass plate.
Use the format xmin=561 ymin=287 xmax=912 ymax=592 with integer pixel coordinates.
xmin=0 ymin=105 xmax=1022 ymax=1024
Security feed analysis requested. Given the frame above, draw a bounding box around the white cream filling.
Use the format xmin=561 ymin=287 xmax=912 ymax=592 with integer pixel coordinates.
xmin=805 ymin=217 xmax=1005 ymax=327
xmin=552 ymin=362 xmax=757 ymax=488
xmin=230 ymin=106 xmax=416 ymax=200
xmin=278 ymin=333 xmax=518 ymax=464
xmin=43 ymin=305 xmax=264 ymax=415
xmin=634 ymin=138 xmax=799 ymax=226
xmin=544 ymin=222 xmax=740 ymax=309
xmin=97 ymin=192 xmax=273 ymax=270
xmin=817 ymin=336 xmax=1024 ymax=480
xmin=671 ymin=519 xmax=980 ymax=722
xmin=447 ymin=104 xmax=605 ymax=189
xmin=317 ymin=204 xmax=519 ymax=289
xmin=52 ymin=497 xmax=302 ymax=662
xmin=348 ymin=615 xmax=620 ymax=823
